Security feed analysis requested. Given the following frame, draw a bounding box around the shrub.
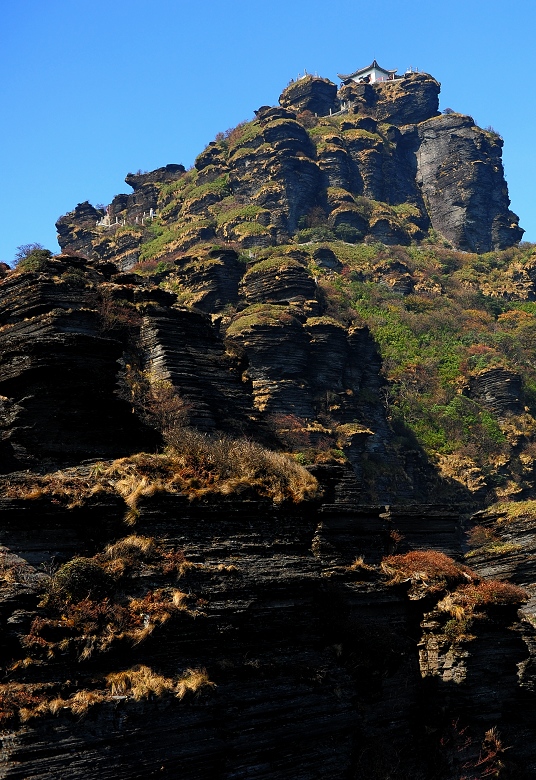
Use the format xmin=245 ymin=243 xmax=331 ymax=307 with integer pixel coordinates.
xmin=47 ymin=558 xmax=115 ymax=603
xmin=334 ymin=224 xmax=362 ymax=243
xmin=452 ymin=580 xmax=527 ymax=608
xmin=97 ymin=293 xmax=142 ymax=332
xmin=116 ymin=366 xmax=191 ymax=434
xmin=296 ymin=110 xmax=318 ymax=129
xmin=14 ymin=245 xmax=52 ymax=272
xmin=296 ymin=226 xmax=337 ymax=243
xmin=382 ymin=550 xmax=473 ymax=595
xmin=466 ymin=525 xmax=499 ymax=548
xmin=0 ymin=684 xmax=46 ymax=726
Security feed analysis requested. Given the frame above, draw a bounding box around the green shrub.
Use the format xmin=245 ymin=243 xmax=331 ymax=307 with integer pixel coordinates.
xmin=48 ymin=558 xmax=115 ymax=603
xmin=15 ymin=247 xmax=52 ymax=273
xmin=334 ymin=224 xmax=363 ymax=243
xmin=296 ymin=226 xmax=337 ymax=243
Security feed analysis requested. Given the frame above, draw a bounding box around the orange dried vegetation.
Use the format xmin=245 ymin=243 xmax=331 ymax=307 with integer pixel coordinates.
xmin=382 ymin=550 xmax=473 ymax=584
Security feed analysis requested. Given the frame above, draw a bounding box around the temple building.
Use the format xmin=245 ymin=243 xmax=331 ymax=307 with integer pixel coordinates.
xmin=338 ymin=60 xmax=398 ymax=85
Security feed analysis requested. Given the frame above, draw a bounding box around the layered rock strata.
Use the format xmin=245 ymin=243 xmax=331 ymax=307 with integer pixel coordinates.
xmin=56 ymin=71 xmax=522 ymax=262
xmin=0 ymin=480 xmax=534 ymax=779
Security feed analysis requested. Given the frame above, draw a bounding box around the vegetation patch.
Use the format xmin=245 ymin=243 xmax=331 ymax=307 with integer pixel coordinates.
xmin=226 ymin=303 xmax=299 ymax=335
xmin=244 ymin=256 xmax=304 ymax=277
xmin=214 ymin=203 xmax=265 ymax=227
xmin=479 ymin=499 xmax=536 ymax=524
xmin=0 ymin=665 xmax=215 ymax=727
xmin=381 ymin=550 xmax=473 ymax=596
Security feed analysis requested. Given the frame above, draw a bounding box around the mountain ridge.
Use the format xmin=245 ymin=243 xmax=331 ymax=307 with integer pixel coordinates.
xmin=1 ymin=68 xmax=536 ymax=779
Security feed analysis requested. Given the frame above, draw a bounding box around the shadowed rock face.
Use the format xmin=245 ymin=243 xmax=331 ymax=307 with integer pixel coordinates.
xmin=416 ymin=114 xmax=524 ymax=252
xmin=0 ymin=257 xmax=157 ymax=470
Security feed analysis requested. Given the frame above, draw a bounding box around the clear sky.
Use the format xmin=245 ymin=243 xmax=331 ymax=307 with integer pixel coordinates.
xmin=1 ymin=0 xmax=534 ymax=263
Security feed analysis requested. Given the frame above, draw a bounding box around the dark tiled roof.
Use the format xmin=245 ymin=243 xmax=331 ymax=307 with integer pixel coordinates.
xmin=338 ymin=59 xmax=397 ymax=81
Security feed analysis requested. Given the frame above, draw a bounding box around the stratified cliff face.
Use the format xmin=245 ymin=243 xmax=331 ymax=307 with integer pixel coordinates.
xmin=0 ymin=250 xmax=440 ymax=502
xmin=279 ymin=74 xmax=339 ymax=116
xmin=56 ymin=71 xmax=522 ymax=262
xmin=0 ymin=68 xmax=534 ymax=779
xmin=416 ymin=114 xmax=522 ymax=252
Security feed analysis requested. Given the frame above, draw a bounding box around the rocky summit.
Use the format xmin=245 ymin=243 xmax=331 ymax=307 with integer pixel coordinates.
xmin=1 ymin=65 xmax=535 ymax=779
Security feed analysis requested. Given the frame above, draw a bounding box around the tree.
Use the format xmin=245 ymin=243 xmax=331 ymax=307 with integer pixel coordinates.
xmin=15 ymin=243 xmax=45 ymax=262
xmin=14 ymin=243 xmax=52 ymax=272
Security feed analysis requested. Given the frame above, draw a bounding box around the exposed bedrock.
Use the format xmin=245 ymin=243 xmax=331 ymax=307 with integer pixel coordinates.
xmin=416 ymin=113 xmax=524 ymax=252
xmin=162 ymin=249 xmax=244 ymax=313
xmin=337 ymin=72 xmax=440 ymax=126
xmin=240 ymin=257 xmax=316 ymax=304
xmin=466 ymin=367 xmax=524 ymax=416
xmin=0 ymin=487 xmax=534 ymax=778
xmin=139 ymin=305 xmax=255 ymax=434
xmin=58 ymin=71 xmax=522 ymax=259
xmin=0 ymin=259 xmax=154 ymax=470
xmin=279 ymin=75 xmax=339 ymax=116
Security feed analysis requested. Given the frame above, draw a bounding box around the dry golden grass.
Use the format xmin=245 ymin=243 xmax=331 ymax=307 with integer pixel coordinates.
xmin=48 ymin=698 xmax=67 ymax=715
xmin=2 ymin=474 xmax=105 ymax=507
xmin=172 ymin=589 xmax=189 ymax=607
xmin=106 ymin=665 xmax=175 ymax=700
xmin=1 ymin=429 xmax=319 ymax=522
xmin=5 ymin=666 xmax=216 ymax=724
xmin=214 ymin=563 xmax=240 ymax=574
xmin=162 ymin=427 xmax=319 ymax=504
xmin=348 ymin=556 xmax=375 ymax=572
xmin=100 ymin=535 xmax=160 ymax=575
xmin=106 ymin=665 xmax=214 ymax=701
xmin=68 ymin=690 xmax=107 ymax=715
xmin=436 ymin=594 xmax=467 ymax=622
xmin=103 ymin=535 xmax=157 ymax=561
xmin=176 ymin=668 xmax=216 ymax=699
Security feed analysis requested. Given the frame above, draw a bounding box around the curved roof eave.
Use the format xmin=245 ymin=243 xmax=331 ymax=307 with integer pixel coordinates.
xmin=338 ymin=60 xmax=397 ymax=81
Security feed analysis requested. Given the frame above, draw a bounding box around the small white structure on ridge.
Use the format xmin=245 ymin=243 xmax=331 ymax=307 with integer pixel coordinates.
xmin=338 ymin=59 xmax=398 ymax=85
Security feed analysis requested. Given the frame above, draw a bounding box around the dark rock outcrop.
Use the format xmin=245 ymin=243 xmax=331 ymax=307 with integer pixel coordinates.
xmin=0 ymin=256 xmax=158 ymax=470
xmin=416 ymin=114 xmax=524 ymax=251
xmin=162 ymin=249 xmax=244 ymax=312
xmin=279 ymin=75 xmax=339 ymax=116
xmin=139 ymin=304 xmax=254 ymax=433
xmin=125 ymin=164 xmax=185 ymax=190
xmin=0 ymin=479 xmax=533 ymax=779
xmin=466 ymin=367 xmax=524 ymax=416
xmin=241 ymin=257 xmax=316 ymax=304
xmin=338 ymin=72 xmax=440 ymax=125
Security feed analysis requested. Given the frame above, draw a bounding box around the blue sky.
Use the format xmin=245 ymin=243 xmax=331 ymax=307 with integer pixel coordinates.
xmin=1 ymin=0 xmax=534 ymax=263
